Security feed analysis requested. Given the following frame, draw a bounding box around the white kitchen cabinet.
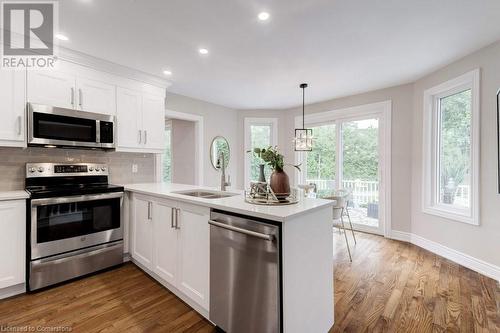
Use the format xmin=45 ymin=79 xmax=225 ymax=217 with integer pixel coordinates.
xmin=130 ymin=196 xmax=210 ymax=311
xmin=27 ymin=60 xmax=117 ymax=115
xmin=0 ymin=71 xmax=26 ymax=147
xmin=0 ymin=200 xmax=25 ymax=289
xmin=116 ymin=88 xmax=165 ymax=153
xmin=152 ymin=199 xmax=178 ymax=285
xmin=176 ymin=202 xmax=210 ymax=310
xmin=27 ymin=69 xmax=75 ymax=109
xmin=117 ymin=87 xmax=143 ymax=149
xmin=132 ymin=196 xmax=154 ymax=270
xmin=76 ymin=77 xmax=116 ymax=115
xmin=141 ymin=93 xmax=165 ymax=151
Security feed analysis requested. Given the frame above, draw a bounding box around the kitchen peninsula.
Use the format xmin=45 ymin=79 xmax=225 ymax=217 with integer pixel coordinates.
xmin=125 ymin=182 xmax=334 ymax=333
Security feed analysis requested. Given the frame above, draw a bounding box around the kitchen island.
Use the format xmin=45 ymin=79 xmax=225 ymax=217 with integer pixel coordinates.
xmin=125 ymin=183 xmax=334 ymax=333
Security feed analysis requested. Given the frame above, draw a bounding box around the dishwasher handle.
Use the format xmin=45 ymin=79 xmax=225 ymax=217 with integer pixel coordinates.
xmin=208 ymin=220 xmax=274 ymax=241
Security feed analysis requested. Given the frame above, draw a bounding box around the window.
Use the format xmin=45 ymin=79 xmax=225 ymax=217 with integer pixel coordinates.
xmin=244 ymin=118 xmax=278 ymax=187
xmin=162 ymin=121 xmax=172 ymax=182
xmin=423 ymin=69 xmax=480 ymax=225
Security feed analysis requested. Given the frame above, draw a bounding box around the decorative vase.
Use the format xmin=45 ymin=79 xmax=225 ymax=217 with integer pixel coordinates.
xmin=270 ymin=168 xmax=291 ymax=200
xmin=258 ymin=164 xmax=266 ymax=183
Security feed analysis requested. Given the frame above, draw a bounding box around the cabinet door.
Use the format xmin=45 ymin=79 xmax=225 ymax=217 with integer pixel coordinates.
xmin=152 ymin=200 xmax=177 ymax=285
xmin=116 ymin=87 xmax=142 ymax=149
xmin=76 ymin=77 xmax=116 ymax=115
xmin=132 ymin=197 xmax=153 ymax=269
xmin=27 ymin=69 xmax=75 ymax=109
xmin=177 ymin=203 xmax=210 ymax=310
xmin=142 ymin=93 xmax=165 ymax=151
xmin=0 ymin=200 xmax=25 ymax=289
xmin=0 ymin=71 xmax=26 ymax=146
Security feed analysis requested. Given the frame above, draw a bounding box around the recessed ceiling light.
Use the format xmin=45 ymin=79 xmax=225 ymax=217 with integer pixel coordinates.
xmin=258 ymin=12 xmax=270 ymax=21
xmin=163 ymin=70 xmax=172 ymax=76
xmin=199 ymin=48 xmax=209 ymax=55
xmin=55 ymin=33 xmax=69 ymax=41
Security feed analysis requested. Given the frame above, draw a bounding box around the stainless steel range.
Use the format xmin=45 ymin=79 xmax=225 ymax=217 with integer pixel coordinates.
xmin=25 ymin=163 xmax=124 ymax=291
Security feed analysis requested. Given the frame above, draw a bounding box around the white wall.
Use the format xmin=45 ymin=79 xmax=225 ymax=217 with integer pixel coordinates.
xmin=171 ymin=119 xmax=196 ymax=185
xmin=411 ymin=41 xmax=500 ymax=267
xmin=166 ymin=92 xmax=239 ymax=189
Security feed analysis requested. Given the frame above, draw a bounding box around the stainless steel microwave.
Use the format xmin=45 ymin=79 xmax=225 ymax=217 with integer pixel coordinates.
xmin=27 ymin=103 xmax=115 ymax=149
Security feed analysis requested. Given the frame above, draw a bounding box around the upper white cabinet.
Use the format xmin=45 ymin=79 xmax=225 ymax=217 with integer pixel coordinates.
xmin=116 ymin=88 xmax=165 ymax=153
xmin=0 ymin=200 xmax=26 ymax=290
xmin=0 ymin=71 xmax=26 ymax=147
xmin=75 ymin=77 xmax=116 ymax=115
xmin=117 ymin=87 xmax=143 ymax=149
xmin=27 ymin=69 xmax=75 ymax=109
xmin=27 ymin=60 xmax=116 ymax=115
xmin=130 ymin=195 xmax=210 ymax=311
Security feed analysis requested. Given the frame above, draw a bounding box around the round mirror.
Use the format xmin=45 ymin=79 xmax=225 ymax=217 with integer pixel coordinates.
xmin=210 ymin=136 xmax=230 ymax=170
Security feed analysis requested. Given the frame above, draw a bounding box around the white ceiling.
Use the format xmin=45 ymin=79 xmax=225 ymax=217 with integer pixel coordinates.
xmin=60 ymin=0 xmax=500 ymax=109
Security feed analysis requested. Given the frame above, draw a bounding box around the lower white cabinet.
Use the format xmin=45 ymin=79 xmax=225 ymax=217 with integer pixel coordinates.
xmin=0 ymin=200 xmax=26 ymax=290
xmin=131 ymin=194 xmax=210 ymax=311
xmin=131 ymin=196 xmax=154 ymax=269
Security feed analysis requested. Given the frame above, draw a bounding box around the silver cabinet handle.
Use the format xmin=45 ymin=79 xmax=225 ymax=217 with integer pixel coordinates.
xmin=144 ymin=130 xmax=147 ymax=145
xmin=78 ymin=88 xmax=83 ymax=107
xmin=138 ymin=130 xmax=142 ymax=144
xmin=171 ymin=207 xmax=175 ymax=228
xmin=175 ymin=208 xmax=180 ymax=229
xmin=208 ymin=220 xmax=274 ymax=241
xmin=16 ymin=116 xmax=22 ymax=135
xmin=70 ymin=87 xmax=75 ymax=107
xmin=147 ymin=202 xmax=152 ymax=220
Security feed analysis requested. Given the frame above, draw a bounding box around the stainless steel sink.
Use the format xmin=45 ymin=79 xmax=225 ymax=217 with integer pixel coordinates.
xmin=172 ymin=190 xmax=239 ymax=199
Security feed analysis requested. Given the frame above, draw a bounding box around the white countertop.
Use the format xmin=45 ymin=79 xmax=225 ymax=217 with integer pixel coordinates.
xmin=0 ymin=190 xmax=29 ymax=201
xmin=124 ymin=183 xmax=334 ymax=222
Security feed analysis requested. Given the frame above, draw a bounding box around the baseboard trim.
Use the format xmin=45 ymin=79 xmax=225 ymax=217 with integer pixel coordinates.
xmin=0 ymin=283 xmax=25 ymax=300
xmin=388 ymin=230 xmax=500 ymax=282
xmin=410 ymin=234 xmax=500 ymax=282
xmin=389 ymin=230 xmax=411 ymax=242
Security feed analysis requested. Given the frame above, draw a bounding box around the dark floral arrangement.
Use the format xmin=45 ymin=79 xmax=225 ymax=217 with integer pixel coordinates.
xmin=247 ymin=146 xmax=301 ymax=172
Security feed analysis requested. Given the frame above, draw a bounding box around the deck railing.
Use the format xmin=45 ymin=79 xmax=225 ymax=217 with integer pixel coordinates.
xmin=306 ymin=179 xmax=379 ymax=204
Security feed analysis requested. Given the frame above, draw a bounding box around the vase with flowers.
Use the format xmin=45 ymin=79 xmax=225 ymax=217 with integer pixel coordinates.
xmin=248 ymin=146 xmax=301 ymax=200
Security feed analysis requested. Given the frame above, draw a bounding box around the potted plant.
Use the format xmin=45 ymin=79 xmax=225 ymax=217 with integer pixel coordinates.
xmin=249 ymin=146 xmax=301 ymax=199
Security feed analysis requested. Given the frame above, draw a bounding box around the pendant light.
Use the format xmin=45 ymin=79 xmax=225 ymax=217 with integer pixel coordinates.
xmin=294 ymin=83 xmax=313 ymax=151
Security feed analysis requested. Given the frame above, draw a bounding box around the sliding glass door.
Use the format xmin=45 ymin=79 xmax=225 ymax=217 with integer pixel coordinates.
xmin=301 ymin=111 xmax=387 ymax=235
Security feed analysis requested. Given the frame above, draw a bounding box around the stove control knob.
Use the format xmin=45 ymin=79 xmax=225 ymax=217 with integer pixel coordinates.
xmin=89 ymin=167 xmax=94 ymax=171
xmin=37 ymin=167 xmax=44 ymax=173
xmin=29 ymin=167 xmax=36 ymax=173
xmin=101 ymin=167 xmax=106 ymax=172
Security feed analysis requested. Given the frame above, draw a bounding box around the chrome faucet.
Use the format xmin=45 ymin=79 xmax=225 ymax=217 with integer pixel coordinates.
xmin=217 ymin=151 xmax=231 ymax=191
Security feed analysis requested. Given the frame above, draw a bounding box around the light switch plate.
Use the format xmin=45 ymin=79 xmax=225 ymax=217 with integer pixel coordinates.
xmin=132 ymin=164 xmax=138 ymax=173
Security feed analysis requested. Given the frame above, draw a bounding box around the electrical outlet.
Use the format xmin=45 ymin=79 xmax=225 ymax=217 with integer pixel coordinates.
xmin=132 ymin=164 xmax=138 ymax=173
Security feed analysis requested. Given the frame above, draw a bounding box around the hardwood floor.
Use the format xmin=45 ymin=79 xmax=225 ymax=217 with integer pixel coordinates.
xmin=0 ymin=232 xmax=498 ymax=332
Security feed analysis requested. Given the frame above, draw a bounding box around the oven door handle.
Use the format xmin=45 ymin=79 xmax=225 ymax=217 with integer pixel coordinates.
xmin=31 ymin=192 xmax=124 ymax=206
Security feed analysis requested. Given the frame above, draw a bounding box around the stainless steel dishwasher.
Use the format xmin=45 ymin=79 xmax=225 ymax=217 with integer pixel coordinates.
xmin=209 ymin=210 xmax=281 ymax=333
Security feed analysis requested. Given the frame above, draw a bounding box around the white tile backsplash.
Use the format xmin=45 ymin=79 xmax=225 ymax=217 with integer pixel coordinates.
xmin=0 ymin=147 xmax=156 ymax=190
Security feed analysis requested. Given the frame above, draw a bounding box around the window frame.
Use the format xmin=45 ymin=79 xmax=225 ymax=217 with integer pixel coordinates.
xmin=244 ymin=117 xmax=278 ymax=187
xmin=422 ymin=69 xmax=480 ymax=225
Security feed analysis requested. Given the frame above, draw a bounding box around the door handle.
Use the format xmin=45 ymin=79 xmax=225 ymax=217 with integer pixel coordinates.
xmin=171 ymin=207 xmax=175 ymax=228
xmin=78 ymin=88 xmax=83 ymax=108
xmin=208 ymin=220 xmax=274 ymax=241
xmin=138 ymin=130 xmax=142 ymax=144
xmin=70 ymin=87 xmax=75 ymax=107
xmin=144 ymin=130 xmax=147 ymax=145
xmin=16 ymin=116 xmax=22 ymax=135
xmin=147 ymin=202 xmax=152 ymax=220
